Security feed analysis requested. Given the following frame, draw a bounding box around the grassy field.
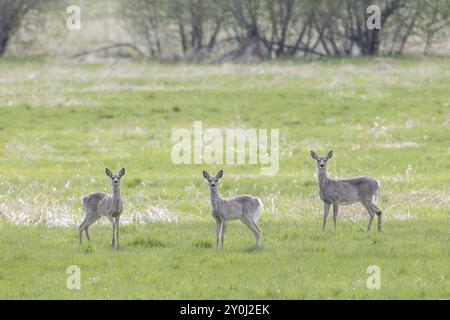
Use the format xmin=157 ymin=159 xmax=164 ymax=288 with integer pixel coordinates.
xmin=0 ymin=220 xmax=448 ymax=299
xmin=0 ymin=57 xmax=449 ymax=299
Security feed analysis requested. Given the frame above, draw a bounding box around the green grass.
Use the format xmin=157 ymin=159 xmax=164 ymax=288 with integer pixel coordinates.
xmin=0 ymin=57 xmax=449 ymax=299
xmin=0 ymin=220 xmax=448 ymax=299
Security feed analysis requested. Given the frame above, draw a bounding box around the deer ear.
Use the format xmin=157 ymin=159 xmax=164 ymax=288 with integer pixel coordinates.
xmin=106 ymin=168 xmax=113 ymax=177
xmin=203 ymin=171 xmax=210 ymax=180
xmin=326 ymin=150 xmax=333 ymax=159
xmin=216 ymin=170 xmax=223 ymax=179
xmin=119 ymin=168 xmax=125 ymax=177
xmin=310 ymin=150 xmax=318 ymax=160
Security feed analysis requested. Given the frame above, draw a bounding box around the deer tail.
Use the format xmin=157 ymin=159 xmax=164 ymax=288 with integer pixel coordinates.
xmin=253 ymin=198 xmax=264 ymax=222
xmin=373 ymin=180 xmax=381 ymax=205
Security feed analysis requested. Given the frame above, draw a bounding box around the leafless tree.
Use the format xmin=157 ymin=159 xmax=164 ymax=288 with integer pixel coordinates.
xmin=0 ymin=0 xmax=49 ymax=56
xmin=169 ymin=0 xmax=225 ymax=56
xmin=121 ymin=0 xmax=225 ymax=59
xmin=341 ymin=0 xmax=406 ymax=56
xmin=120 ymin=0 xmax=165 ymax=57
xmin=419 ymin=0 xmax=450 ymax=53
xmin=221 ymin=0 xmax=266 ymax=61
xmin=116 ymin=0 xmax=450 ymax=60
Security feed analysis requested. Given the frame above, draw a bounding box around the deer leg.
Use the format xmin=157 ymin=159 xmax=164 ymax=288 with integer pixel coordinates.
xmin=78 ymin=217 xmax=88 ymax=244
xmin=377 ymin=212 xmax=382 ymax=232
xmin=79 ymin=214 xmax=99 ymax=244
xmin=215 ymin=220 xmax=221 ymax=250
xmin=106 ymin=215 xmax=115 ymax=248
xmin=332 ymin=203 xmax=339 ymax=231
xmin=220 ymin=221 xmax=227 ymax=249
xmin=362 ymin=201 xmax=374 ymax=232
xmin=112 ymin=224 xmax=116 ymax=248
xmin=370 ymin=203 xmax=383 ymax=232
xmin=323 ymin=202 xmax=331 ymax=232
xmin=85 ymin=226 xmax=91 ymax=241
xmin=114 ymin=216 xmax=120 ymax=249
xmin=242 ymin=218 xmax=260 ymax=247
xmin=251 ymin=220 xmax=262 ymax=247
xmin=253 ymin=219 xmax=262 ymax=234
xmin=78 ymin=223 xmax=85 ymax=244
xmin=368 ymin=214 xmax=374 ymax=232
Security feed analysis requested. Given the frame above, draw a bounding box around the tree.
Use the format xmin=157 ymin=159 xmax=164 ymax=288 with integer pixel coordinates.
xmin=168 ymin=0 xmax=225 ymax=56
xmin=221 ymin=0 xmax=266 ymax=61
xmin=0 ymin=0 xmax=49 ymax=56
xmin=420 ymin=0 xmax=450 ymax=53
xmin=343 ymin=0 xmax=405 ymax=56
xmin=120 ymin=0 xmax=165 ymax=57
xmin=121 ymin=0 xmax=225 ymax=59
xmin=118 ymin=0 xmax=450 ymax=60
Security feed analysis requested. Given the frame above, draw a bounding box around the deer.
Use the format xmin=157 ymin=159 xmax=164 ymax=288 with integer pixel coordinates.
xmin=310 ymin=151 xmax=382 ymax=232
xmin=202 ymin=170 xmax=264 ymax=249
xmin=79 ymin=168 xmax=125 ymax=249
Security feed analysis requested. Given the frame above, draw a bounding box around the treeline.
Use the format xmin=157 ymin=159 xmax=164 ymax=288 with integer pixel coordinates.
xmin=120 ymin=0 xmax=450 ymax=61
xmin=1 ymin=0 xmax=450 ymax=60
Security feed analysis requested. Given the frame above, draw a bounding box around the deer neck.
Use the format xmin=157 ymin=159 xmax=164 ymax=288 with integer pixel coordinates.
xmin=318 ymin=169 xmax=330 ymax=189
xmin=112 ymin=184 xmax=122 ymax=208
xmin=209 ymin=187 xmax=222 ymax=212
